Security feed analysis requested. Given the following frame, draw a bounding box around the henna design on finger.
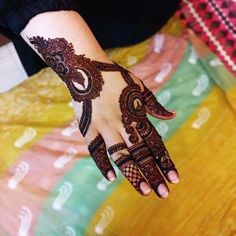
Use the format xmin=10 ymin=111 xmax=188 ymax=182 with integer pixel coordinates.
xmin=129 ymin=141 xmax=167 ymax=197
xmin=112 ymin=64 xmax=178 ymax=181
xmin=160 ymin=151 xmax=174 ymax=168
xmin=107 ymin=143 xmax=127 ymax=156
xmin=138 ymin=120 xmax=178 ymax=179
xmin=157 ymin=149 xmax=178 ymax=178
xmin=142 ymin=84 xmax=174 ymax=117
xmin=88 ymin=134 xmax=115 ymax=179
xmin=114 ymin=154 xmax=144 ymax=194
xmin=107 ymin=143 xmax=146 ymax=194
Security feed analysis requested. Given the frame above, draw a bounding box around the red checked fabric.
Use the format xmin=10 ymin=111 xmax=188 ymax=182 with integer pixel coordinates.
xmin=178 ymin=0 xmax=236 ymax=76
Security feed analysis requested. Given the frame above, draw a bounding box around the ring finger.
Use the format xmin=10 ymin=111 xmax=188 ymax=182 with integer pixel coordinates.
xmin=119 ymin=124 xmax=170 ymax=198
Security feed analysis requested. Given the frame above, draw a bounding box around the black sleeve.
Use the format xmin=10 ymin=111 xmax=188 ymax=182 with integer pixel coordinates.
xmin=0 ymin=0 xmax=80 ymax=35
xmin=0 ymin=0 xmax=180 ymax=76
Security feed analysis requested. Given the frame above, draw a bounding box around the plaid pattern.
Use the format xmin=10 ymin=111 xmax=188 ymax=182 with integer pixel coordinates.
xmin=178 ymin=0 xmax=236 ymax=76
xmin=122 ymin=163 xmax=141 ymax=187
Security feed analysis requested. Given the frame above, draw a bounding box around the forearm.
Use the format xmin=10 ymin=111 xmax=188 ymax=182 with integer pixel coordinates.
xmin=20 ymin=10 xmax=110 ymax=63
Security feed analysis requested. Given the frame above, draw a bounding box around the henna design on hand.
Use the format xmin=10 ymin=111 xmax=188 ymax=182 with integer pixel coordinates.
xmin=88 ymin=134 xmax=115 ymax=180
xmin=116 ymin=68 xmax=177 ymax=189
xmin=29 ymin=37 xmax=126 ymax=137
xmin=29 ymin=36 xmax=104 ymax=136
xmin=93 ymin=61 xmax=134 ymax=85
xmin=114 ymin=154 xmax=144 ymax=194
xmin=119 ymin=84 xmax=146 ymax=143
xmin=29 ymin=36 xmax=177 ymax=194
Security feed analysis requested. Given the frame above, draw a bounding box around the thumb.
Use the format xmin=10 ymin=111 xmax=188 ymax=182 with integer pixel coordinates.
xmin=142 ymin=84 xmax=176 ymax=120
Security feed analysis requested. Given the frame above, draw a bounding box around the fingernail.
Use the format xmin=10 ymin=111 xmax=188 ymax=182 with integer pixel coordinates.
xmin=158 ymin=184 xmax=169 ymax=198
xmin=168 ymin=170 xmax=179 ymax=184
xmin=107 ymin=170 xmax=116 ymax=181
xmin=140 ymin=182 xmax=151 ymax=195
xmin=167 ymin=110 xmax=176 ymax=116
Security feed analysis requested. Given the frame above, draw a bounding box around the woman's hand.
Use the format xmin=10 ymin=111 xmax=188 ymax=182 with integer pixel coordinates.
xmin=21 ymin=11 xmax=179 ymax=198
xmin=29 ymin=36 xmax=179 ymax=198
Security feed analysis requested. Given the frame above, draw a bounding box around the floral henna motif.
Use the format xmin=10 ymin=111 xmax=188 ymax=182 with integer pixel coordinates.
xmin=114 ymin=155 xmax=144 ymax=194
xmin=88 ymin=134 xmax=114 ymax=180
xmin=29 ymin=37 xmax=104 ymax=102
xmin=129 ymin=141 xmax=167 ymax=197
xmin=29 ymin=36 xmax=125 ymax=137
xmin=29 ymin=36 xmax=104 ymax=136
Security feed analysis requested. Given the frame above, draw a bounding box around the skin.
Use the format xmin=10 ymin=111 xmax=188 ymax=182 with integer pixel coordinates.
xmin=21 ymin=10 xmax=179 ymax=198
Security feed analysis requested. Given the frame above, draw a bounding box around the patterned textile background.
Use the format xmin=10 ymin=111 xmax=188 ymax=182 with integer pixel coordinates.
xmin=0 ymin=15 xmax=236 ymax=236
xmin=178 ymin=0 xmax=236 ymax=76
